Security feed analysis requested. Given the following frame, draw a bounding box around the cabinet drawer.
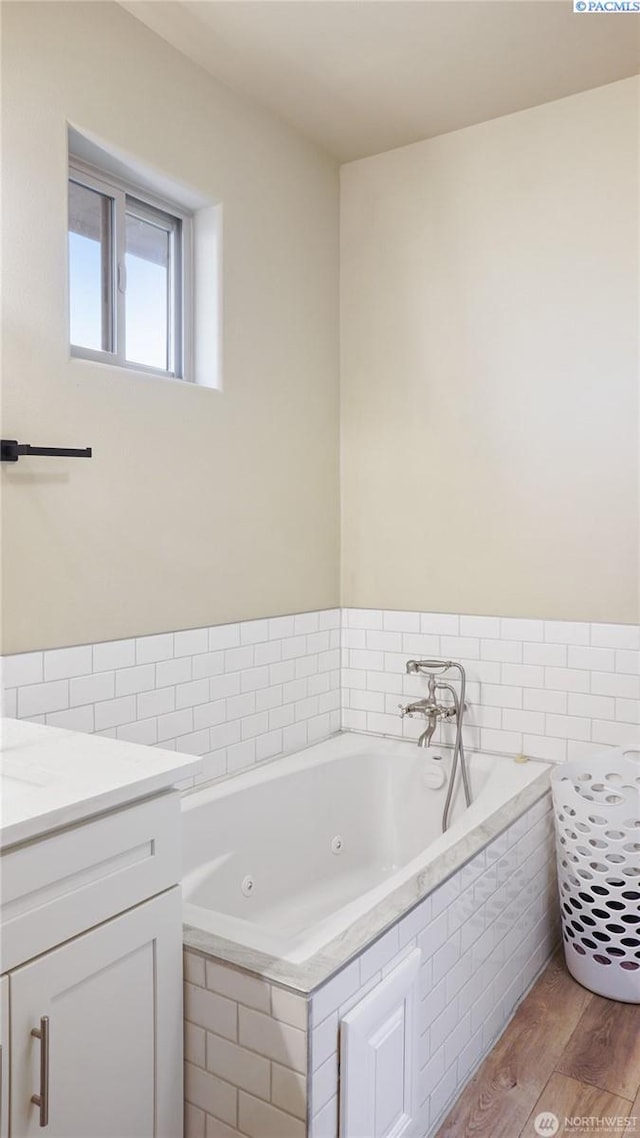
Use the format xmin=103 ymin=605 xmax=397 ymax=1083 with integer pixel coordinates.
xmin=0 ymin=792 xmax=180 ymax=972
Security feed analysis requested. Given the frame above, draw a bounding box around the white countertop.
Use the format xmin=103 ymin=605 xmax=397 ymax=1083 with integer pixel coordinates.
xmin=0 ymin=718 xmax=203 ymax=848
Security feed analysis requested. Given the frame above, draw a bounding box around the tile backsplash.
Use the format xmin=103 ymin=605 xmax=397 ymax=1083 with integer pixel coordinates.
xmin=2 ymin=607 xmax=638 ymax=779
xmin=342 ymin=609 xmax=639 ymax=764
xmin=0 ymin=611 xmax=341 ymax=786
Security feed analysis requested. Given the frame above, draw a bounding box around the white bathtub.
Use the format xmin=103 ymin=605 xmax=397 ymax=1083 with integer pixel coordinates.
xmin=182 ymin=732 xmax=550 ymax=986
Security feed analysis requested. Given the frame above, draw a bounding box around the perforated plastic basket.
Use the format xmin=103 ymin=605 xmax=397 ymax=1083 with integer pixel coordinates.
xmin=551 ymin=747 xmax=640 ymax=1003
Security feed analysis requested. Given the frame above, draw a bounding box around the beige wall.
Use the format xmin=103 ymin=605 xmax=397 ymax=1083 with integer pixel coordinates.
xmin=1 ymin=1 xmax=340 ymax=654
xmin=341 ymin=79 xmax=640 ymax=624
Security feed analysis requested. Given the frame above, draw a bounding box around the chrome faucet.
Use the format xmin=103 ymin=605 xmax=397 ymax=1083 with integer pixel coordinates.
xmin=399 ymin=659 xmax=472 ymax=832
xmin=400 ymin=673 xmax=456 ymax=748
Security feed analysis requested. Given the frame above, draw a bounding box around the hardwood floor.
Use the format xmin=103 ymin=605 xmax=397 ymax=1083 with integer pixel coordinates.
xmin=435 ymin=952 xmax=640 ymax=1138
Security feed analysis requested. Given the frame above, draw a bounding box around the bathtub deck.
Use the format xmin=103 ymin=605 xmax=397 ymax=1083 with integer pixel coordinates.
xmin=435 ymin=951 xmax=640 ymax=1138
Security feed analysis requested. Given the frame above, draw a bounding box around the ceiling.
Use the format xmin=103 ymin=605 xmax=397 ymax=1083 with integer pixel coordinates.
xmin=121 ymin=1 xmax=640 ymax=162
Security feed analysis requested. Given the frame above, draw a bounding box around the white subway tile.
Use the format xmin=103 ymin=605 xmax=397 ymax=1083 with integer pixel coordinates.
xmin=115 ymin=663 xmax=155 ymax=697
xmin=421 ymin=613 xmax=459 ymax=635
xmin=366 ymin=630 xmax=402 ymax=653
xmin=156 ymin=657 xmax=192 ymax=688
xmin=176 ymin=679 xmax=211 ymax=709
xmin=343 ymin=629 xmax=366 ymax=650
xmin=256 ymin=729 xmax=283 ymax=760
xmin=544 ymin=667 xmax=590 ymax=694
xmin=480 ymin=640 xmax=522 ymax=663
xmin=238 ymin=619 xmax=269 ymax=645
xmin=592 ymin=719 xmax=640 ymax=746
xmin=239 ymin=1091 xmax=304 ymax=1138
xmin=282 ymin=636 xmax=308 ymax=661
xmin=241 ymin=711 xmax=269 ymax=740
xmin=239 ymin=1007 xmax=306 ymax=1073
xmin=523 ymin=734 xmax=567 ymax=762
xmin=185 ymin=1023 xmax=205 ymax=1068
xmin=367 ymin=711 xmax=402 ymax=735
xmin=174 ymin=628 xmax=209 ymax=657
xmin=241 ymin=666 xmax=271 ymax=693
xmin=193 ymin=700 xmax=226 ymax=731
xmin=1 ymin=651 xmax=43 ymax=687
xmin=311 ymin=960 xmax=360 ymax=1025
xmin=269 ymin=705 xmax=294 ymax=731
xmin=46 ymin=705 xmax=94 ymax=733
xmin=349 ymin=649 xmax=384 ymax=672
xmin=402 ymin=633 xmax=441 ymax=658
xmin=616 ymin=649 xmax=640 ymax=675
xmin=523 ymin=642 xmax=567 ymax=667
xmin=117 ymin=718 xmax=157 ymax=745
xmin=18 ymin=680 xmax=69 ymax=718
xmin=205 ymin=962 xmax=270 ymax=1012
xmin=227 ymin=739 xmax=256 ymax=771
xmin=268 ymin=615 xmax=295 ymax=639
xmin=176 ymin=730 xmax=210 ymax=756
xmin=591 ymin=671 xmax=640 ymax=699
xmin=271 ymin=1063 xmax=306 ymax=1120
xmin=459 ymin=615 xmax=501 ymax=638
xmin=209 ymin=721 xmax=241 ymax=751
xmin=137 ymin=686 xmax=175 ymax=718
xmin=318 ymin=609 xmax=340 ymax=631
xmin=135 ymin=633 xmax=173 ymax=664
xmin=271 ymin=987 xmax=307 ymax=1031
xmin=346 ymin=609 xmax=383 ymax=630
xmin=225 ymin=645 xmax=255 ymax=672
xmin=545 ymin=713 xmax=591 ymax=741
xmin=44 ymin=645 xmax=92 ymax=681
xmin=184 ymin=1064 xmax=236 ymax=1126
xmin=206 ymin=1035 xmax=269 ymax=1101
xmin=567 ymin=739 xmax=610 ymax=761
xmin=501 ymin=663 xmax=544 ymax=688
xmin=308 ymin=713 xmax=333 ymax=742
xmin=185 ymin=982 xmax=237 ymax=1039
xmin=94 ymin=695 xmax=136 ymax=731
xmin=210 ymin=673 xmax=241 ymax=700
xmin=208 ymin=623 xmax=240 ymax=651
xmin=254 ymin=640 xmax=282 ymax=666
xmin=544 ymin=621 xmax=589 ymax=646
xmin=156 ymin=708 xmax=193 ymax=741
xmin=383 ymin=610 xmax=420 ymax=633
xmin=192 ymin=651 xmax=225 ymax=680
xmin=70 ymin=670 xmax=115 ymax=707
xmin=567 ymin=693 xmax=615 ymax=720
xmin=500 ymin=618 xmax=543 ymax=642
xmin=616 ymin=698 xmax=640 ymax=723
xmin=568 ymin=645 xmax=615 ymax=672
xmin=523 ymin=688 xmax=567 ymax=714
xmin=1 ymin=688 xmax=16 ymax=717
xmin=441 ymin=636 xmax=480 ymax=659
xmin=93 ymin=639 xmax=135 ymax=672
xmin=294 ymin=611 xmax=320 ymax=635
xmin=481 ymin=728 xmax=522 ymax=753
xmin=342 ymin=709 xmax=367 ymax=731
xmin=591 ymin=623 xmax=640 ymax=650
xmin=502 ymin=709 xmax=545 ymax=735
xmin=482 ymin=684 xmax=522 ymax=709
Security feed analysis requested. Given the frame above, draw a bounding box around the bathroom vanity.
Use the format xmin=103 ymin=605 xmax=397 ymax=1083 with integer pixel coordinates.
xmin=0 ymin=719 xmax=201 ymax=1138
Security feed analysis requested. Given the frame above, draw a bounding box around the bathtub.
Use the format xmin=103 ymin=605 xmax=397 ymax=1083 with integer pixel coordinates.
xmin=181 ymin=731 xmax=550 ymax=989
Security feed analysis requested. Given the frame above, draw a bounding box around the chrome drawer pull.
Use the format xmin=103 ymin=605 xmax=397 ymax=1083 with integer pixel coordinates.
xmin=30 ymin=1016 xmax=49 ymax=1127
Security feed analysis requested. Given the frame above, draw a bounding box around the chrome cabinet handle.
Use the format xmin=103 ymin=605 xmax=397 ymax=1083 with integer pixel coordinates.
xmin=30 ymin=1016 xmax=49 ymax=1127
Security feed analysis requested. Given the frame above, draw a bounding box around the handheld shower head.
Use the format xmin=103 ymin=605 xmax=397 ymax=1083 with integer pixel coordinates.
xmin=405 ymin=659 xmax=454 ymax=675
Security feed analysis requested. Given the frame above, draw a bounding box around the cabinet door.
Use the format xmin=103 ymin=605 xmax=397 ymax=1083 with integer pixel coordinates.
xmin=10 ymin=888 xmax=183 ymax=1138
xmin=340 ymin=949 xmax=420 ymax=1138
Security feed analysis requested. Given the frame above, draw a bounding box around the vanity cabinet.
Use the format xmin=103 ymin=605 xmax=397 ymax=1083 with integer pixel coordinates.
xmin=9 ymin=889 xmax=182 ymax=1138
xmin=1 ymin=780 xmax=189 ymax=1138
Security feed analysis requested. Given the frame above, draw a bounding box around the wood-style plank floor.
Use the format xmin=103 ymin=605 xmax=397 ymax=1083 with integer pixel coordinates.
xmin=435 ymin=952 xmax=640 ymax=1138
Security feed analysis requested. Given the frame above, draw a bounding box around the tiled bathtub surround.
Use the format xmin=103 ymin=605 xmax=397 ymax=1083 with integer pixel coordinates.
xmin=0 ymin=610 xmax=341 ymax=786
xmin=181 ymin=794 xmax=557 ymax=1138
xmin=308 ymin=794 xmax=558 ymax=1138
xmin=183 ymin=950 xmax=308 ymax=1138
xmin=342 ymin=610 xmax=640 ymax=763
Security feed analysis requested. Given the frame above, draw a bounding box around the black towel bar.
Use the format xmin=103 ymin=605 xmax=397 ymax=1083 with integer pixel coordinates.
xmin=1 ymin=440 xmax=92 ymax=463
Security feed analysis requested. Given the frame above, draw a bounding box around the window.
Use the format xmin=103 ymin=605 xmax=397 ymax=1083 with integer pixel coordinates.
xmin=68 ymin=160 xmax=192 ymax=380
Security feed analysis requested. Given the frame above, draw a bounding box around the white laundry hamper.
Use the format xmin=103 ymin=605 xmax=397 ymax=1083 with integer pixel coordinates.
xmin=551 ymin=746 xmax=640 ymax=1003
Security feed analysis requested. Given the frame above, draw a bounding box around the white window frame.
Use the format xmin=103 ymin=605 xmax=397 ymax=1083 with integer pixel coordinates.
xmin=68 ymin=158 xmax=193 ymax=381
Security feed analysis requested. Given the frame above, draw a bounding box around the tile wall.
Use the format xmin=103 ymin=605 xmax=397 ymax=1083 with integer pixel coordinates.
xmin=183 ymin=950 xmax=308 ymax=1138
xmin=0 ymin=610 xmax=341 ymax=787
xmin=308 ymin=794 xmax=558 ymax=1138
xmin=342 ymin=610 xmax=640 ymax=763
